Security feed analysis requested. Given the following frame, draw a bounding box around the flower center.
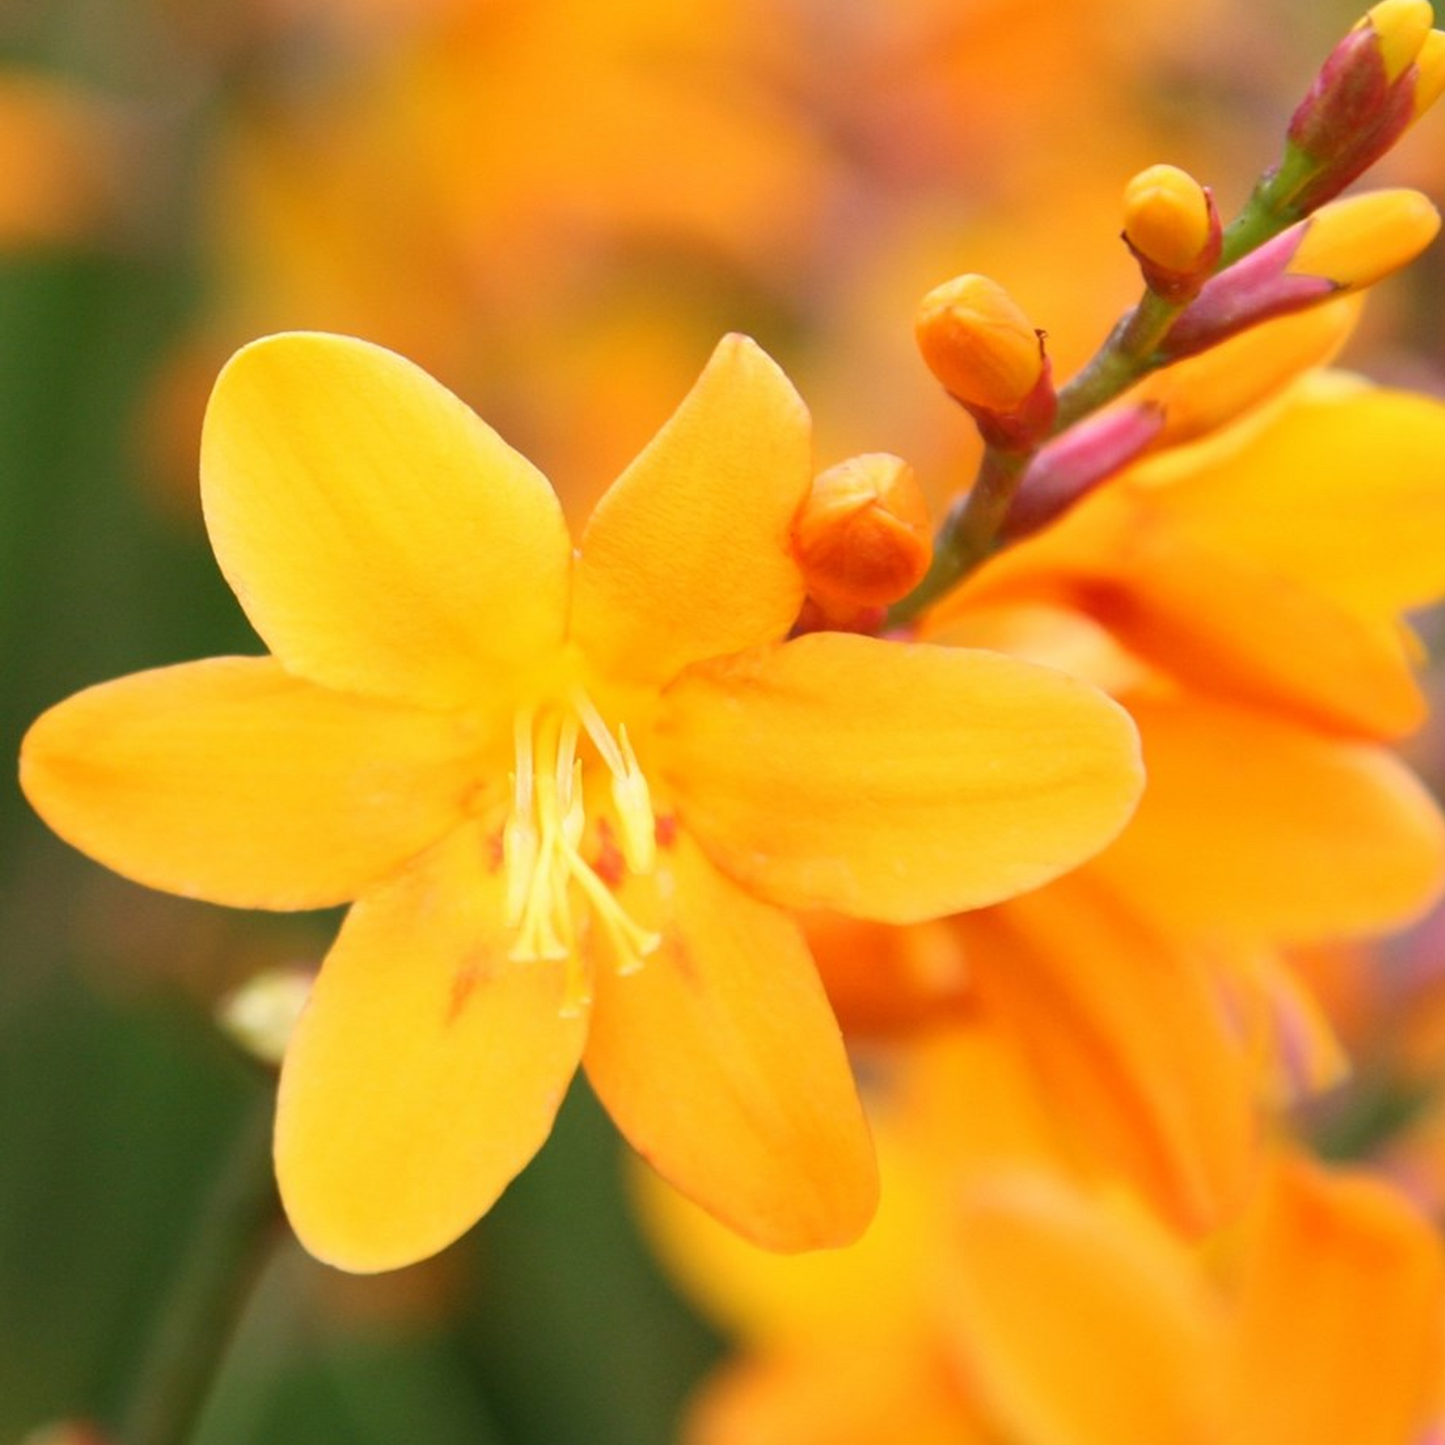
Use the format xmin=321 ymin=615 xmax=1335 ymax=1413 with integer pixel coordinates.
xmin=502 ymin=691 xmax=661 ymax=1015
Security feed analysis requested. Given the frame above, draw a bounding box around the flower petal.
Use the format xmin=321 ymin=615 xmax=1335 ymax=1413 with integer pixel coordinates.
xmin=584 ymin=832 xmax=877 ymax=1251
xmin=570 ymin=334 xmax=811 ymax=688
xmin=656 ymin=633 xmax=1143 ymax=924
xmin=960 ymin=874 xmax=1260 ymax=1235
xmin=1226 ymin=1158 xmax=1445 ymax=1445
xmin=19 ymin=657 xmax=494 ymax=909
xmin=1133 ymin=381 xmax=1445 ymax=619
xmin=201 ymin=332 xmax=572 ymax=708
xmin=275 ymin=823 xmax=586 ymax=1273
xmin=947 ymin=1176 xmax=1219 ymax=1445
xmin=1094 ymin=696 xmax=1445 ymax=940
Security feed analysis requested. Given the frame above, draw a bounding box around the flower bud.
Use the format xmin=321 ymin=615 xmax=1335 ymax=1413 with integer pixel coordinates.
xmin=1410 ymin=28 xmax=1445 ymax=119
xmin=916 ymin=275 xmax=1044 ymax=411
xmin=791 ymin=453 xmax=932 ymax=620
xmin=1289 ymin=186 xmax=1440 ymax=287
xmin=1123 ymin=164 xmax=1221 ymax=296
xmin=1363 ymin=0 xmax=1435 ymax=83
xmin=218 ymin=965 xmax=314 ymax=1065
xmin=1137 ymin=296 xmax=1361 ymax=448
xmin=1162 ymin=189 xmax=1438 ymax=358
xmin=1282 ymin=1 xmax=1444 ymax=212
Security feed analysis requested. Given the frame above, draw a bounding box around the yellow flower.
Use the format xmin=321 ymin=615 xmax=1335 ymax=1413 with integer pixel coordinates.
xmin=19 ymin=331 xmax=1143 ymax=1273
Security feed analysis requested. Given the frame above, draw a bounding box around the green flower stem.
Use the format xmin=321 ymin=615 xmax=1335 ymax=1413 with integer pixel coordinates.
xmin=115 ymin=1094 xmax=280 ymax=1445
xmin=1050 ymin=288 xmax=1182 ymax=432
xmin=1219 ymin=147 xmax=1317 ymax=267
xmin=887 ymin=445 xmax=1031 ymax=625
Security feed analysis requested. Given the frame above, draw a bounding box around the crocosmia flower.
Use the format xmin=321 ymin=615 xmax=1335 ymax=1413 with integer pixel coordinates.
xmin=20 ymin=332 xmax=1143 ymax=1272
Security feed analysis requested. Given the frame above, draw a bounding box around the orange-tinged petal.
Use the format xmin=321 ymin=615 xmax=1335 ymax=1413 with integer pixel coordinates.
xmin=584 ymin=832 xmax=876 ymax=1252
xmin=570 ymin=335 xmax=811 ymax=689
xmin=18 ymin=657 xmax=493 ymax=909
xmin=948 ymin=1176 xmax=1219 ymax=1445
xmin=1095 ymin=696 xmax=1445 ymax=940
xmin=656 ymin=633 xmax=1143 ymax=924
xmin=1227 ymin=1158 xmax=1445 ymax=1445
xmin=686 ymin=1342 xmax=987 ymax=1445
xmin=962 ymin=875 xmax=1260 ymax=1234
xmin=1059 ymin=532 xmax=1425 ymax=739
xmin=275 ymin=823 xmax=585 ymax=1272
xmin=201 ymin=332 xmax=571 ymax=709
xmin=1129 ymin=381 xmax=1445 ymax=619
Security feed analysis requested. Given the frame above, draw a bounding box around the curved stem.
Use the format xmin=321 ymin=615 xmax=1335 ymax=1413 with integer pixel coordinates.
xmin=887 ymin=446 xmax=1030 ymax=626
xmin=115 ymin=1093 xmax=280 ymax=1445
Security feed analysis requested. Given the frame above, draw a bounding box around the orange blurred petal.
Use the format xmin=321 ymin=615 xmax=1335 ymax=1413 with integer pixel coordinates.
xmin=1096 ymin=696 xmax=1445 ymax=940
xmin=948 ymin=1176 xmax=1219 ymax=1445
xmin=275 ymin=823 xmax=586 ymax=1271
xmin=584 ymin=832 xmax=877 ymax=1251
xmin=963 ymin=874 xmax=1260 ymax=1234
xmin=19 ymin=657 xmax=493 ymax=909
xmin=1227 ymin=1158 xmax=1445 ymax=1445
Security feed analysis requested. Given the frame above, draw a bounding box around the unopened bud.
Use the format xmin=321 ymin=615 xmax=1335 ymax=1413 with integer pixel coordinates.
xmin=1137 ymin=296 xmax=1360 ymax=448
xmin=1410 ymin=28 xmax=1445 ymax=118
xmin=916 ymin=274 xmax=1047 ymax=414
xmin=1289 ymin=186 xmax=1440 ymax=287
xmin=792 ymin=453 xmax=931 ymax=620
xmin=1163 ymin=189 xmax=1438 ymax=357
xmin=1282 ymin=1 xmax=1444 ymax=212
xmin=218 ymin=965 xmax=314 ymax=1066
xmin=1123 ymin=165 xmax=1222 ymax=300
xmin=1362 ymin=0 xmax=1435 ymax=83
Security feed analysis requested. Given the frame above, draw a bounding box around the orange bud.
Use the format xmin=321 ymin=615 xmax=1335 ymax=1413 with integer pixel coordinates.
xmin=791 ymin=453 xmax=932 ymax=614
xmin=916 ymin=274 xmax=1045 ymax=414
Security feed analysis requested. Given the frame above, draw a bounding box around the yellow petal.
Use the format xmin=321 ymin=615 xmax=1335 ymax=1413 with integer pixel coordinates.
xmin=1227 ymin=1157 xmax=1445 ymax=1445
xmin=275 ymin=823 xmax=585 ymax=1272
xmin=19 ymin=657 xmax=492 ymax=909
xmin=962 ymin=874 xmax=1260 ymax=1234
xmin=1130 ymin=382 xmax=1445 ymax=619
xmin=1095 ymin=696 xmax=1445 ymax=940
xmin=570 ymin=335 xmax=811 ymax=689
xmin=584 ymin=832 xmax=877 ymax=1252
xmin=656 ymin=633 xmax=1143 ymax=924
xmin=201 ymin=332 xmax=571 ymax=708
xmin=947 ymin=1176 xmax=1219 ymax=1445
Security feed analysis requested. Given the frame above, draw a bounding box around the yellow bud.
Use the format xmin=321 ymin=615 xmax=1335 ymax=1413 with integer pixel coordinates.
xmin=1358 ymin=0 xmax=1435 ymax=82
xmin=1123 ymin=164 xmax=1214 ymax=275
xmin=1412 ymin=28 xmax=1445 ymax=118
xmin=791 ymin=453 xmax=931 ymax=611
xmin=915 ymin=274 xmax=1044 ymax=413
xmin=1289 ymin=187 xmax=1440 ymax=288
